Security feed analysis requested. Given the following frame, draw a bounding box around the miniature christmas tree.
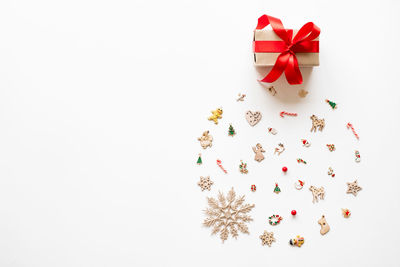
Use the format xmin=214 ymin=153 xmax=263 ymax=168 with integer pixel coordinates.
xmin=197 ymin=153 xmax=202 ymax=165
xmin=273 ymin=183 xmax=281 ymax=194
xmin=325 ymin=99 xmax=337 ymax=109
xmin=228 ymin=124 xmax=236 ymax=136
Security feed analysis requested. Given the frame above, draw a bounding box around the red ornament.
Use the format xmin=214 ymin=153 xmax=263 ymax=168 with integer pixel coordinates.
xmin=282 ymin=166 xmax=288 ymax=172
xmin=291 ymin=210 xmax=297 ymax=216
xmin=251 ymin=185 xmax=256 ymax=192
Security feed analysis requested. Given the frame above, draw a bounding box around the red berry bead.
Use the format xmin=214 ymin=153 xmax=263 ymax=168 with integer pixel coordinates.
xmin=291 ymin=210 xmax=297 ymax=216
xmin=282 ymin=166 xmax=288 ymax=172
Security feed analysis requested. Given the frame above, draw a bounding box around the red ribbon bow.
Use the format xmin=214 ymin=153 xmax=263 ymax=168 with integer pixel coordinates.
xmin=254 ymin=14 xmax=320 ymax=85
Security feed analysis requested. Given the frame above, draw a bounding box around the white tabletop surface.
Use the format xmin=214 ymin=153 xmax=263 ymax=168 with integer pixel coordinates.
xmin=1 ymin=0 xmax=400 ymax=266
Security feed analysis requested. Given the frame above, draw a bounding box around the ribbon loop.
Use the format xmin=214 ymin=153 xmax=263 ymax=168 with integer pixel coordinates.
xmin=255 ymin=15 xmax=320 ymax=85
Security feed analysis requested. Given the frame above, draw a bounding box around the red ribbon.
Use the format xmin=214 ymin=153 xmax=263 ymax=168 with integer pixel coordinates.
xmin=254 ymin=14 xmax=320 ymax=85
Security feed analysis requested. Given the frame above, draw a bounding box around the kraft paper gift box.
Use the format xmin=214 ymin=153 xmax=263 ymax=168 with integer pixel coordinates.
xmin=253 ymin=29 xmax=319 ymax=67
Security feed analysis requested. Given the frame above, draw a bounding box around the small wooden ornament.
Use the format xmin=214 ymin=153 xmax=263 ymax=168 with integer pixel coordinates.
xmin=346 ymin=180 xmax=362 ymax=196
xmin=198 ymin=176 xmax=213 ymax=191
xmin=318 ymin=215 xmax=330 ymax=235
xmin=260 ymin=231 xmax=275 ymax=247
xmin=237 ymin=93 xmax=246 ymax=101
xmin=252 ymin=143 xmax=265 ymax=162
xmin=268 ymin=86 xmax=277 ymax=96
xmin=342 ymin=208 xmax=351 ymax=218
xmin=309 ymin=186 xmax=325 ymax=203
xmin=274 ymin=143 xmax=285 ymax=155
xmin=245 ymin=111 xmax=262 ymax=126
xmin=208 ymin=108 xmax=223 ymax=124
xmin=310 ymin=115 xmax=325 ymax=132
xmin=198 ymin=131 xmax=213 ymax=149
xmin=298 ymin=89 xmax=308 ymax=98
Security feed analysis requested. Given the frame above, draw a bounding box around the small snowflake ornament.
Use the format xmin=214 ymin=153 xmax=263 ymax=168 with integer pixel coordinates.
xmin=198 ymin=176 xmax=213 ymax=191
xmin=260 ymin=231 xmax=275 ymax=247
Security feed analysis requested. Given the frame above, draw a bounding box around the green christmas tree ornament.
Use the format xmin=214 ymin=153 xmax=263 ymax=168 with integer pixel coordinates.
xmin=197 ymin=153 xmax=202 ymax=165
xmin=325 ymin=99 xmax=337 ymax=109
xmin=273 ymin=183 xmax=281 ymax=194
xmin=228 ymin=124 xmax=236 ymax=136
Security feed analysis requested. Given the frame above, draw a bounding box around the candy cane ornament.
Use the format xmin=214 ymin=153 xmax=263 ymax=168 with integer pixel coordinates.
xmin=347 ymin=123 xmax=359 ymax=140
xmin=280 ymin=111 xmax=298 ymax=118
xmin=216 ymin=159 xmax=228 ymax=174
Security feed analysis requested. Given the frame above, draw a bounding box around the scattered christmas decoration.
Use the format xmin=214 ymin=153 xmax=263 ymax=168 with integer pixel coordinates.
xmin=269 ymin=214 xmax=283 ymax=225
xmin=289 ymin=236 xmax=305 ymax=247
xmin=355 ymin=150 xmax=361 ymax=162
xmin=301 ymin=139 xmax=310 ymax=147
xmin=273 ymin=183 xmax=281 ymax=194
xmin=274 ymin=143 xmax=285 ymax=155
xmin=216 ymin=159 xmax=228 ymax=174
xmin=267 ymin=127 xmax=277 ymax=135
xmin=297 ymin=158 xmax=307 ymax=164
xmin=310 ymin=115 xmax=325 ymax=132
xmin=346 ymin=180 xmax=362 ymax=196
xmin=295 ymin=180 xmax=305 ymax=190
xmin=198 ymin=131 xmax=213 ymax=149
xmin=228 ymin=124 xmax=236 ymax=136
xmin=342 ymin=208 xmax=351 ymax=218
xmin=282 ymin=166 xmax=288 ymax=173
xmin=291 ymin=210 xmax=297 ymax=216
xmin=309 ymin=186 xmax=325 ymax=203
xmin=208 ymin=108 xmax=223 ymax=124
xmin=326 ymin=144 xmax=336 ymax=152
xmin=239 ymin=160 xmax=248 ymax=174
xmin=347 ymin=122 xmax=359 ymax=140
xmin=251 ymin=185 xmax=256 ymax=192
xmin=245 ymin=110 xmax=262 ymax=126
xmin=325 ymin=99 xmax=337 ymax=109
xmin=252 ymin=143 xmax=265 ymax=162
xmin=318 ymin=215 xmax=330 ymax=235
xmin=203 ymin=187 xmax=255 ymax=243
xmin=237 ymin=93 xmax=246 ymax=102
xmin=197 ymin=153 xmax=202 ymax=165
xmin=298 ymin=89 xmax=309 ymax=98
xmin=280 ymin=111 xmax=298 ymax=118
xmin=267 ymin=86 xmax=277 ymax=96
xmin=260 ymin=231 xmax=275 ymax=247
xmin=327 ymin=167 xmax=335 ymax=177
xmin=198 ymin=176 xmax=214 ymax=191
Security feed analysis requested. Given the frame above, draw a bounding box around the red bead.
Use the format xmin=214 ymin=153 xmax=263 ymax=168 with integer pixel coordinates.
xmin=282 ymin=166 xmax=288 ymax=172
xmin=291 ymin=210 xmax=297 ymax=215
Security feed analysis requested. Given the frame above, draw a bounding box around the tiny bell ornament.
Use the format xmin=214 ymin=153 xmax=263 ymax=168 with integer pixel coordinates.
xmin=273 ymin=183 xmax=281 ymax=194
xmin=251 ymin=185 xmax=256 ymax=192
xmin=325 ymin=99 xmax=337 ymax=109
xmin=196 ymin=153 xmax=202 ymax=165
xmin=239 ymin=160 xmax=248 ymax=174
xmin=228 ymin=124 xmax=236 ymax=136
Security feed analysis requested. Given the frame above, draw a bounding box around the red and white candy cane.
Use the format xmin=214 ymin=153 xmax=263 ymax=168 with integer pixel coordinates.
xmin=347 ymin=123 xmax=359 ymax=140
xmin=216 ymin=159 xmax=227 ymax=174
xmin=280 ymin=111 xmax=298 ymax=118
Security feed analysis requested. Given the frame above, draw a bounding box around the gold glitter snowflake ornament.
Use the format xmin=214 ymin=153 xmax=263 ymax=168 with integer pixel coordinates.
xmin=203 ymin=187 xmax=255 ymax=243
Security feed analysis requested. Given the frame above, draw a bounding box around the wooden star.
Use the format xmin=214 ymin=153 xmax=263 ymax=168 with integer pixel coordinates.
xmin=346 ymin=180 xmax=362 ymax=196
xmin=198 ymin=176 xmax=213 ymax=191
xmin=259 ymin=231 xmax=275 ymax=247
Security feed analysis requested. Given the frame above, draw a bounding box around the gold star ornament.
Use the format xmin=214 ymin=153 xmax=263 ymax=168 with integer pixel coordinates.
xmin=346 ymin=180 xmax=362 ymax=196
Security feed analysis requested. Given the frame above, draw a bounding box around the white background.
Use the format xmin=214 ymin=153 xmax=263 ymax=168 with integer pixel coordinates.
xmin=1 ymin=0 xmax=400 ymax=266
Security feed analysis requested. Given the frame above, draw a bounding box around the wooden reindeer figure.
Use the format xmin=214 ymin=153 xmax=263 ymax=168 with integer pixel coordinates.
xmin=309 ymin=186 xmax=325 ymax=203
xmin=310 ymin=115 xmax=325 ymax=132
xmin=252 ymin=143 xmax=265 ymax=162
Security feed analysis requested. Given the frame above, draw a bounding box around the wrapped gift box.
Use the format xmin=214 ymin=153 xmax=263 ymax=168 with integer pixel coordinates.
xmin=254 ymin=29 xmax=319 ymax=66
